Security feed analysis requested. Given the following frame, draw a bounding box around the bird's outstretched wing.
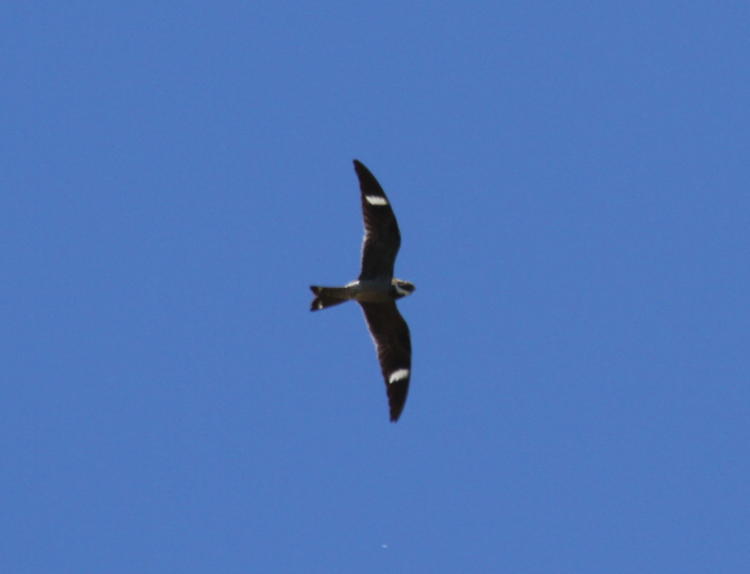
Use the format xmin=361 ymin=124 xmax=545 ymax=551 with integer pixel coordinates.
xmin=359 ymin=301 xmax=412 ymax=422
xmin=353 ymin=160 xmax=401 ymax=280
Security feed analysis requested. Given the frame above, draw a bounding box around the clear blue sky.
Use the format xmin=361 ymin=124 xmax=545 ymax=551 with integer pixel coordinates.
xmin=3 ymin=2 xmax=749 ymax=572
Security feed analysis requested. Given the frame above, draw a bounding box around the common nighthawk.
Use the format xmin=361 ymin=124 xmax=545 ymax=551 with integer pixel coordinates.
xmin=310 ymin=160 xmax=415 ymax=422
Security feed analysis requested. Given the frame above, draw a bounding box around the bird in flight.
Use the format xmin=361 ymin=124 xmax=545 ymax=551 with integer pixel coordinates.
xmin=310 ymin=160 xmax=415 ymax=422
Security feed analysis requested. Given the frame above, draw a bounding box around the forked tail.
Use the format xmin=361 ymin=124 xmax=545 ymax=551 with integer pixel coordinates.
xmin=310 ymin=286 xmax=350 ymax=311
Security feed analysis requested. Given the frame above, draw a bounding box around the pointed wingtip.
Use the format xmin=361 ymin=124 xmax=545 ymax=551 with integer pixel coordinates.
xmin=390 ymin=405 xmax=404 ymax=423
xmin=387 ymin=379 xmax=409 ymax=422
xmin=353 ymin=160 xmax=379 ymax=188
xmin=389 ymin=401 xmax=405 ymax=422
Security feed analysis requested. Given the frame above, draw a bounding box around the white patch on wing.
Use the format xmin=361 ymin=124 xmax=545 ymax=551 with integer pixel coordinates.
xmin=365 ymin=195 xmax=388 ymax=206
xmin=388 ymin=368 xmax=410 ymax=384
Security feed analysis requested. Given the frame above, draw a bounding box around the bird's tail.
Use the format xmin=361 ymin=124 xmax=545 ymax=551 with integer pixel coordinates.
xmin=310 ymin=286 xmax=350 ymax=311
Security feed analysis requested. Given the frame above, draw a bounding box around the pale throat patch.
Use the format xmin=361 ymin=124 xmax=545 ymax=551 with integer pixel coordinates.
xmin=365 ymin=195 xmax=388 ymax=206
xmin=388 ymin=368 xmax=409 ymax=384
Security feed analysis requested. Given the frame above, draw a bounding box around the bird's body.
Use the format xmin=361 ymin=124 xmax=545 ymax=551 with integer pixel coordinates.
xmin=312 ymin=278 xmax=413 ymax=306
xmin=310 ymin=160 xmax=415 ymax=422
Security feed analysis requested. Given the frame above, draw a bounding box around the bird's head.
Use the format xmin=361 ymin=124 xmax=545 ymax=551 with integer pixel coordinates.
xmin=392 ymin=278 xmax=416 ymax=299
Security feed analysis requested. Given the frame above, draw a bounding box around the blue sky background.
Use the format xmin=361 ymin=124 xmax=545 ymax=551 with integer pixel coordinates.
xmin=3 ymin=2 xmax=749 ymax=572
